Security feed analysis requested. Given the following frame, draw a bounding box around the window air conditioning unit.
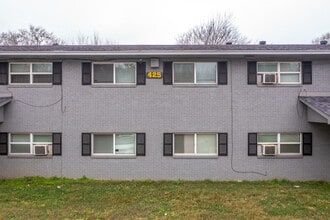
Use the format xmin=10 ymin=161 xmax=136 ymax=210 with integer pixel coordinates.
xmin=263 ymin=73 xmax=277 ymax=84
xmin=34 ymin=145 xmax=48 ymax=156
xmin=262 ymin=145 xmax=277 ymax=156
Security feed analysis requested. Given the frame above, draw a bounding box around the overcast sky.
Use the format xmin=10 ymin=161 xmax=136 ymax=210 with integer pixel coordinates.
xmin=1 ymin=0 xmax=329 ymax=44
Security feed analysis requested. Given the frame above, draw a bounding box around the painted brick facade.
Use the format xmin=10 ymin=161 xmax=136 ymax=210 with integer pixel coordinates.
xmin=0 ymin=45 xmax=329 ymax=180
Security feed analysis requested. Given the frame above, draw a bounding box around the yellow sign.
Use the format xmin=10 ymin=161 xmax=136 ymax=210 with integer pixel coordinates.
xmin=147 ymin=71 xmax=162 ymax=79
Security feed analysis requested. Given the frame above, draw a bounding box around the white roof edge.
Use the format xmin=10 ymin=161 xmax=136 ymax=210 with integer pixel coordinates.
xmin=0 ymin=50 xmax=330 ymax=56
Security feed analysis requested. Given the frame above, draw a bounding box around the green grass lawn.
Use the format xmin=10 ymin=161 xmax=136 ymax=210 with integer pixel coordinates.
xmin=0 ymin=177 xmax=329 ymax=219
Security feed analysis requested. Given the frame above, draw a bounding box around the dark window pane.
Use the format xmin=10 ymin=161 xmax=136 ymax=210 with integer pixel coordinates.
xmin=11 ymin=75 xmax=30 ymax=83
xmin=280 ymin=144 xmax=300 ymax=153
xmin=94 ymin=64 xmax=113 ymax=83
xmin=94 ymin=134 xmax=113 ymax=154
xmin=11 ymin=144 xmax=30 ymax=153
xmin=33 ymin=75 xmax=52 ymax=83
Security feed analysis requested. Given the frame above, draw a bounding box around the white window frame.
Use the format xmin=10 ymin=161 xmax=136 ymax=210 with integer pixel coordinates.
xmin=257 ymin=62 xmax=301 ymax=85
xmin=173 ymin=62 xmax=218 ymax=85
xmin=92 ymin=62 xmax=137 ymax=85
xmin=91 ymin=133 xmax=136 ymax=156
xmin=258 ymin=133 xmax=302 ymax=156
xmin=173 ymin=133 xmax=218 ymax=156
xmin=9 ymin=62 xmax=53 ymax=85
xmin=9 ymin=133 xmax=52 ymax=155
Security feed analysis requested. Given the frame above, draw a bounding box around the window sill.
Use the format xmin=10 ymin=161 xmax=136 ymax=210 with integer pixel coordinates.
xmin=257 ymin=155 xmax=303 ymax=159
xmin=91 ymin=155 xmax=137 ymax=159
xmin=91 ymin=84 xmax=137 ymax=88
xmin=256 ymin=84 xmax=302 ymax=88
xmin=173 ymin=155 xmax=219 ymax=159
xmin=172 ymin=84 xmax=219 ymax=88
xmin=8 ymin=84 xmax=53 ymax=88
xmin=7 ymin=155 xmax=53 ymax=159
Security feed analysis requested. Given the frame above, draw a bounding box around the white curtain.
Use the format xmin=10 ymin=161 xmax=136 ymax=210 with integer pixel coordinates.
xmin=196 ymin=134 xmax=216 ymax=154
xmin=196 ymin=63 xmax=216 ymax=83
xmin=115 ymin=63 xmax=135 ymax=83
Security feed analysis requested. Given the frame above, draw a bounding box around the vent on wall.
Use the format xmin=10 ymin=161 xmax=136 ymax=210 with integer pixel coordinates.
xmin=150 ymin=58 xmax=160 ymax=68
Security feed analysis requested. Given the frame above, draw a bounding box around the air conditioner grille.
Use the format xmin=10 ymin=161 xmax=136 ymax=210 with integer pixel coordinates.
xmin=34 ymin=145 xmax=48 ymax=156
xmin=263 ymin=145 xmax=277 ymax=156
xmin=263 ymin=73 xmax=277 ymax=84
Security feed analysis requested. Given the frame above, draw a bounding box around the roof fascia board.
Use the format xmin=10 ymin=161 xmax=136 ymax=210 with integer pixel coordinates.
xmin=1 ymin=50 xmax=330 ymax=56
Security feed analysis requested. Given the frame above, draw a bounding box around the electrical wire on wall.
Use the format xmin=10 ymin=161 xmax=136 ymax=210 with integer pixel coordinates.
xmin=7 ymin=84 xmax=66 ymax=113
xmin=229 ymin=60 xmax=267 ymax=177
xmin=7 ymin=82 xmax=66 ymax=191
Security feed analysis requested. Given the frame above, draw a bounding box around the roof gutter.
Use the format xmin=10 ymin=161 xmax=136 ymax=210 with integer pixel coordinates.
xmin=1 ymin=50 xmax=330 ymax=56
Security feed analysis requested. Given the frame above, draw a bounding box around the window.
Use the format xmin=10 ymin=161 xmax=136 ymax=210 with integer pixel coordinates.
xmin=173 ymin=62 xmax=217 ymax=84
xmin=258 ymin=133 xmax=301 ymax=156
xmin=9 ymin=133 xmax=52 ymax=155
xmin=9 ymin=63 xmax=52 ymax=84
xmin=174 ymin=133 xmax=217 ymax=155
xmin=92 ymin=133 xmax=136 ymax=155
xmin=257 ymin=62 xmax=301 ymax=84
xmin=92 ymin=63 xmax=136 ymax=84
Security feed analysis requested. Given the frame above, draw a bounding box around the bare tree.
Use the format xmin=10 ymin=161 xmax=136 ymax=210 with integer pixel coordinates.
xmin=0 ymin=25 xmax=63 ymax=45
xmin=74 ymin=33 xmax=91 ymax=45
xmin=312 ymin=32 xmax=330 ymax=44
xmin=70 ymin=32 xmax=115 ymax=45
xmin=176 ymin=14 xmax=249 ymax=45
xmin=93 ymin=32 xmax=100 ymax=45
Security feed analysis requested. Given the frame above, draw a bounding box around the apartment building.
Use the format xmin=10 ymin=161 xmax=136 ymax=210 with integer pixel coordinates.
xmin=0 ymin=44 xmax=329 ymax=180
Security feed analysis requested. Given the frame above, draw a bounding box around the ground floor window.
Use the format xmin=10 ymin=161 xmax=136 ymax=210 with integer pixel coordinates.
xmin=258 ymin=133 xmax=301 ymax=156
xmin=9 ymin=133 xmax=52 ymax=155
xmin=174 ymin=133 xmax=217 ymax=155
xmin=92 ymin=133 xmax=136 ymax=155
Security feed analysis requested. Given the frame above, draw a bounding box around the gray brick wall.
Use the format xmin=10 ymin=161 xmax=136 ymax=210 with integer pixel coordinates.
xmin=0 ymin=58 xmax=329 ymax=181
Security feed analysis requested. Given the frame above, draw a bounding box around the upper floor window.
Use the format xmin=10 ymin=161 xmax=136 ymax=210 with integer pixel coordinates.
xmin=9 ymin=63 xmax=52 ymax=85
xmin=9 ymin=133 xmax=52 ymax=155
xmin=174 ymin=133 xmax=217 ymax=155
xmin=258 ymin=133 xmax=301 ymax=156
xmin=257 ymin=62 xmax=301 ymax=84
xmin=173 ymin=62 xmax=217 ymax=84
xmin=92 ymin=62 xmax=136 ymax=84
